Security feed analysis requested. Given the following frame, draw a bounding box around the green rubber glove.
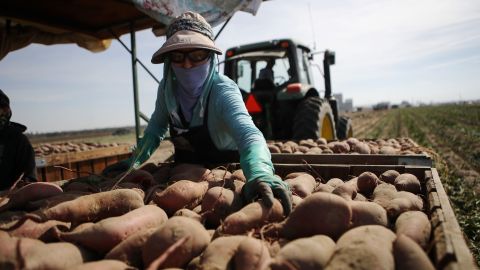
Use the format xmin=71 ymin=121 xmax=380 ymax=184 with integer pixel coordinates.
xmin=129 ymin=131 xmax=161 ymax=169
xmin=240 ymin=143 xmax=292 ymax=215
xmin=243 ymin=175 xmax=292 ymax=215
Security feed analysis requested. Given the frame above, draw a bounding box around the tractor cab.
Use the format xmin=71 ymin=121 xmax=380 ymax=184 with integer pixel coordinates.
xmin=224 ymin=39 xmax=318 ymax=139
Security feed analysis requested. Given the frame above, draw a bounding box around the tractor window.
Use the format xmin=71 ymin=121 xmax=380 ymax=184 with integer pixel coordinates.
xmin=236 ymin=60 xmax=252 ymax=92
xmin=255 ymin=58 xmax=291 ymax=86
xmin=297 ymin=48 xmax=310 ymax=84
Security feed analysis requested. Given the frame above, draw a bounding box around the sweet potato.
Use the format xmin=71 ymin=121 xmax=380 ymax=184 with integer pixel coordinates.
xmin=285 ymin=173 xmax=316 ymax=198
xmin=345 ymin=177 xmax=359 ymax=192
xmin=233 ymin=237 xmax=271 ymax=270
xmin=352 ymin=142 xmax=371 ymax=154
xmin=0 ymin=182 xmax=63 ymax=212
xmin=142 ymin=216 xmax=210 ymax=269
xmin=105 ymin=228 xmax=157 ymax=268
xmin=218 ymin=200 xmax=284 ymax=235
xmin=395 ymin=211 xmax=431 ymax=249
xmin=386 ymin=191 xmax=423 ymax=219
xmin=379 ymin=145 xmax=397 ymax=154
xmin=174 ymin=208 xmax=203 ymax=223
xmin=393 ymin=234 xmax=435 ymax=270
xmin=169 ymin=164 xmax=211 ymax=182
xmin=200 ymin=186 xmax=243 ymax=228
xmin=266 ymin=192 xmax=352 ymax=240
xmin=231 ymin=179 xmax=245 ymax=194
xmin=153 ymin=180 xmax=209 ymax=215
xmin=268 ymin=144 xmax=281 ymax=153
xmin=296 ymin=145 xmax=310 ymax=153
xmin=0 ymin=210 xmax=26 ymax=228
xmin=121 ymin=169 xmax=154 ymax=188
xmin=313 ymin=183 xmax=335 ymax=193
xmin=372 ymin=183 xmax=398 ymax=208
xmin=23 ymin=189 xmax=144 ymax=226
xmin=356 ymin=171 xmax=379 ymax=195
xmin=284 ymin=172 xmax=309 ymax=180
xmin=71 ymin=260 xmax=135 ymax=270
xmin=326 ymin=178 xmax=344 ymax=189
xmin=394 ymin=173 xmax=421 ymax=194
xmin=59 ymin=205 xmax=167 ymax=254
xmin=198 ymin=235 xmax=248 ymax=269
xmin=209 ymin=169 xmax=232 ymax=182
xmin=332 ymin=183 xmax=357 ymax=200
xmin=25 ymin=192 xmax=89 ymax=211
xmin=353 ymin=193 xmax=367 ymax=201
xmin=346 ymin=137 xmax=360 ymax=147
xmin=280 ymin=144 xmax=294 ymax=153
xmin=380 ymin=170 xmax=400 ymax=184
xmin=231 ymin=169 xmax=247 ymax=182
xmin=349 ymin=201 xmax=388 ymax=228
xmin=291 ymin=195 xmax=303 ymax=209
xmin=325 ymin=225 xmax=396 ymax=270
xmin=327 ymin=141 xmax=350 ymax=153
xmin=40 ymin=243 xmax=86 ymax=268
xmin=0 ymin=230 xmax=43 ymax=267
xmin=268 ymin=235 xmax=335 ymax=270
xmin=5 ymin=218 xmax=70 ymax=242
xmin=0 ymin=232 xmax=96 ymax=269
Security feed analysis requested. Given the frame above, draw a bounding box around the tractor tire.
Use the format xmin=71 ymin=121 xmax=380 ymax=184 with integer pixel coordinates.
xmin=336 ymin=116 xmax=353 ymax=140
xmin=292 ymin=97 xmax=336 ymax=140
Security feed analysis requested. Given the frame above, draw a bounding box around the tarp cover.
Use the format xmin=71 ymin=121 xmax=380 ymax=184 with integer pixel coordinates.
xmin=0 ymin=20 xmax=112 ymax=60
xmin=0 ymin=0 xmax=261 ymax=60
xmin=130 ymin=0 xmax=262 ymax=29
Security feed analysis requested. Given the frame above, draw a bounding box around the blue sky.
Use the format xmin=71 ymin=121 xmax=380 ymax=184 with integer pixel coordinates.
xmin=1 ymin=0 xmax=479 ymax=133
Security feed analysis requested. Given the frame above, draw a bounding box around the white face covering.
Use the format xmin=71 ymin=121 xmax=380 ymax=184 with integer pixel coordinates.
xmin=171 ymin=60 xmax=211 ymax=122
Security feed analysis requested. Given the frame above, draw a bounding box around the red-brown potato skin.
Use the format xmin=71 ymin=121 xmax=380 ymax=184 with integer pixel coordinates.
xmin=268 ymin=192 xmax=352 ymax=240
xmin=393 ymin=234 xmax=435 ymax=270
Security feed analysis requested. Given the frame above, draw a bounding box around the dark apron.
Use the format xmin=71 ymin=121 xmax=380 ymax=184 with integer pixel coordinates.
xmin=169 ymin=92 xmax=239 ymax=165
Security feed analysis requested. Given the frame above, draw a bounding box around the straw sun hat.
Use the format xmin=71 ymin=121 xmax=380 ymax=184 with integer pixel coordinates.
xmin=151 ymin=12 xmax=222 ymax=64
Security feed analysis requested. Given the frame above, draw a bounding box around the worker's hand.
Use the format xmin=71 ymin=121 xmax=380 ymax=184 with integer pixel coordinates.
xmin=101 ymin=159 xmax=130 ymax=178
xmin=242 ymin=175 xmax=292 ymax=216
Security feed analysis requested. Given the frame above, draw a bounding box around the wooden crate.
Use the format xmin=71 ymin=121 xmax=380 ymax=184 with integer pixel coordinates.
xmin=35 ymin=145 xmax=132 ymax=182
xmin=222 ymin=162 xmax=477 ymax=269
xmin=271 ymin=153 xmax=433 ymax=167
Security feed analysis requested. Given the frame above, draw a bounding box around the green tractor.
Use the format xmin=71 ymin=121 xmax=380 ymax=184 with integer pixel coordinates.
xmin=223 ymin=39 xmax=353 ymax=141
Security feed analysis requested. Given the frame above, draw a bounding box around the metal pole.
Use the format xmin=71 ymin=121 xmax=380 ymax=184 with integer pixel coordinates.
xmin=323 ymin=50 xmax=332 ymax=99
xmin=214 ymin=16 xmax=232 ymax=41
xmin=130 ymin=24 xmax=141 ymax=145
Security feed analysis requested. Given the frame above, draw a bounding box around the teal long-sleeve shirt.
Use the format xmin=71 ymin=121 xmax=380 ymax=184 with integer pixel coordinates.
xmin=144 ymin=59 xmax=274 ymax=182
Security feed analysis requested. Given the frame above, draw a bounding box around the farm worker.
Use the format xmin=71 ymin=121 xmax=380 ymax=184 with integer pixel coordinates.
xmin=103 ymin=11 xmax=292 ymax=215
xmin=259 ymin=59 xmax=275 ymax=82
xmin=0 ymin=90 xmax=36 ymax=190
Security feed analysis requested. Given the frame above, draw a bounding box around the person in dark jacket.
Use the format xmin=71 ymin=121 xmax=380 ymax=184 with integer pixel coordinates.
xmin=0 ymin=90 xmax=36 ymax=190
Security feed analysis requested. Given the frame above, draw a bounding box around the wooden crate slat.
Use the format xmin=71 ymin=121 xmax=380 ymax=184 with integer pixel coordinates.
xmin=429 ymin=168 xmax=477 ymax=269
xmin=271 ymin=153 xmax=433 ymax=166
xmin=77 ymin=160 xmax=93 ymax=178
xmin=36 ymin=145 xmax=131 ymax=167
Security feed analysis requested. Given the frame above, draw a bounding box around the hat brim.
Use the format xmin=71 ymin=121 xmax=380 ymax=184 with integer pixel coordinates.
xmin=151 ymin=30 xmax=222 ymax=64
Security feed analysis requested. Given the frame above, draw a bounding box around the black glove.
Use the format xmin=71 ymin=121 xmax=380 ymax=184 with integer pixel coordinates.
xmin=242 ymin=177 xmax=292 ymax=216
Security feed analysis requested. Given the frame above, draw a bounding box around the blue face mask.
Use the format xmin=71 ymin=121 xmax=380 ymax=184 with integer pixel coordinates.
xmin=172 ymin=60 xmax=210 ymax=94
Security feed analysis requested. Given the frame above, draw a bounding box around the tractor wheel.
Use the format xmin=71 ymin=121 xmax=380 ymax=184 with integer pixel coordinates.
xmin=336 ymin=116 xmax=353 ymax=140
xmin=292 ymin=97 xmax=336 ymax=140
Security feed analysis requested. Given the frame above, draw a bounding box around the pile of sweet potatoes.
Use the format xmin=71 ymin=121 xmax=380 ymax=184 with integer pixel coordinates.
xmin=267 ymin=137 xmax=428 ymax=155
xmin=0 ymin=162 xmax=436 ymax=269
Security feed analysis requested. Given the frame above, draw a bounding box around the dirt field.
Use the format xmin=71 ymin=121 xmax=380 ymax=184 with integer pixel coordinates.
xmin=347 ymin=103 xmax=480 ymax=263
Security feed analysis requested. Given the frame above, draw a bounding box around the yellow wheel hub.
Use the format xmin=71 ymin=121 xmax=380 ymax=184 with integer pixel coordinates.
xmin=321 ymin=116 xmax=335 ymax=140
